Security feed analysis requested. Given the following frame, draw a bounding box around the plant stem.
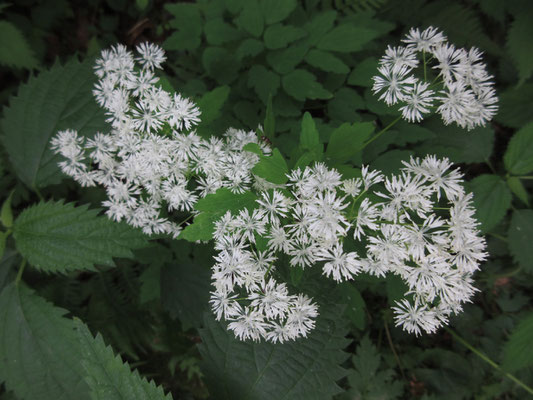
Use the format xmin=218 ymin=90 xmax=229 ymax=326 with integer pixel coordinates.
xmin=517 ymin=176 xmax=533 ymax=180
xmin=362 ymin=116 xmax=402 ymax=149
xmin=16 ymin=258 xmax=26 ymax=286
xmin=444 ymin=327 xmax=533 ymax=395
xmin=383 ymin=315 xmax=407 ymax=381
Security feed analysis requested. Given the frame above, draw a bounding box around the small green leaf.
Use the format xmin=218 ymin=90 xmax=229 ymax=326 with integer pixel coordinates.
xmin=468 ymin=174 xmax=512 ymax=232
xmin=503 ymin=313 xmax=533 ymax=372
xmin=347 ymin=57 xmax=379 ymax=87
xmin=0 ymin=21 xmax=38 ymax=69
xmin=236 ymin=0 xmax=263 ymax=37
xmin=304 ymin=49 xmax=349 ymax=74
xmin=337 ymin=282 xmax=366 ymax=330
xmin=248 ymin=65 xmax=280 ymax=104
xmin=496 ymin=83 xmax=533 ymax=128
xmin=202 ymin=47 xmax=240 ymax=84
xmin=504 ymin=122 xmax=533 ymax=175
xmin=386 ymin=274 xmax=408 ymax=306
xmin=303 ymin=10 xmax=337 ymax=45
xmin=252 ymin=148 xmax=288 ymax=184
xmin=260 ymin=0 xmax=297 ymax=24
xmin=163 ymin=3 xmax=202 ymax=50
xmin=74 ymin=320 xmax=173 ymax=399
xmin=0 ymin=283 xmax=91 ymax=400
xmin=264 ymin=94 xmax=275 ymax=140
xmin=507 ymin=176 xmax=529 ymax=205
xmin=507 ymin=9 xmax=533 ymax=84
xmin=326 ymin=122 xmax=374 ymax=164
xmin=508 ymin=209 xmax=533 ymax=272
xmin=300 ymin=112 xmax=320 ymax=151
xmin=236 ymin=38 xmax=264 ymax=60
xmin=204 ymin=18 xmax=242 ymax=45
xmin=196 ymin=85 xmax=230 ymax=130
xmin=267 ymin=42 xmax=310 ymax=74
xmin=12 ymin=201 xmax=148 ymax=273
xmin=317 ymin=24 xmax=380 ymax=53
xmin=282 ymin=69 xmax=332 ymax=101
xmin=328 ymin=88 xmax=365 ymax=123
xmin=0 ymin=191 xmax=14 ymax=228
xmin=264 ymin=23 xmax=307 ymax=50
xmin=0 ymin=231 xmax=9 ymax=260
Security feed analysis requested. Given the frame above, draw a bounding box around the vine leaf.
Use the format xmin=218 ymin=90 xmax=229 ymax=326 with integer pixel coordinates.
xmin=0 ymin=58 xmax=107 ymax=190
xmin=0 ymin=283 xmax=91 ymax=400
xmin=198 ymin=303 xmax=350 ymax=400
xmin=13 ymin=200 xmax=148 ymax=273
xmin=74 ymin=319 xmax=173 ymax=400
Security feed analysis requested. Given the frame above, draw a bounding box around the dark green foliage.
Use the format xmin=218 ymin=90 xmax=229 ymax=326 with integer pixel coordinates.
xmin=198 ymin=303 xmax=350 ymax=400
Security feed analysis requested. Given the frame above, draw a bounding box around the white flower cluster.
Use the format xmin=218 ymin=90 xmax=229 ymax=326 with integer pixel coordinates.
xmin=51 ymin=44 xmax=270 ymax=237
xmin=211 ymin=155 xmax=487 ymax=339
xmin=372 ymin=26 xmax=498 ymax=130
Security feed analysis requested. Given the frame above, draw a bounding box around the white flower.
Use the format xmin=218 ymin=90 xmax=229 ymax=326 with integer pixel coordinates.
xmin=399 ymin=81 xmax=434 ymax=122
xmin=372 ymin=64 xmax=417 ymax=105
xmin=402 ymin=26 xmax=447 ymax=52
xmin=135 ymin=42 xmax=166 ymax=70
xmin=317 ymin=244 xmax=361 ymax=282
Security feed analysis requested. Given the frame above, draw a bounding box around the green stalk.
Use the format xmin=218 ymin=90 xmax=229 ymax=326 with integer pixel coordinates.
xmin=362 ymin=116 xmax=402 ymax=149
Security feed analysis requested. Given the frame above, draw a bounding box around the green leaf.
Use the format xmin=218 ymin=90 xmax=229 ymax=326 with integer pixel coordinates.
xmin=0 ymin=283 xmax=91 ymax=400
xmin=163 ymin=3 xmax=202 ymax=50
xmin=260 ymin=0 xmax=297 ymax=25
xmin=264 ymin=23 xmax=307 ymax=50
xmin=507 ymin=9 xmax=533 ymax=84
xmin=0 ymin=59 xmax=107 ymax=190
xmin=468 ymin=175 xmax=511 ymax=232
xmin=504 ymin=122 xmax=533 ymax=175
xmin=300 ymin=112 xmax=320 ymax=151
xmin=196 ymin=86 xmax=231 ymax=132
xmin=236 ymin=0 xmax=263 ymax=37
xmin=337 ymin=282 xmax=366 ymax=330
xmin=198 ymin=303 xmax=350 ymax=400
xmin=327 ymin=88 xmax=365 ymax=123
xmin=282 ymin=69 xmax=332 ymax=101
xmin=263 ymin=94 xmax=275 ymax=140
xmin=304 ymin=49 xmax=349 ymax=74
xmin=267 ymin=42 xmax=310 ymax=74
xmin=326 ymin=122 xmax=373 ymax=164
xmin=181 ymin=189 xmax=258 ymax=241
xmin=12 ymin=201 xmax=148 ymax=273
xmin=0 ymin=21 xmax=38 ymax=69
xmin=317 ymin=24 xmax=381 ymax=53
xmin=161 ymin=261 xmax=211 ymax=330
xmin=248 ymin=65 xmax=280 ymax=104
xmin=347 ymin=57 xmax=379 ymax=87
xmin=0 ymin=191 xmax=14 ymax=228
xmin=502 ymin=313 xmax=533 ymax=372
xmin=252 ymin=148 xmax=288 ymax=184
xmin=508 ymin=209 xmax=533 ymax=272
xmin=303 ymin=10 xmax=337 ymax=45
xmin=386 ymin=274 xmax=408 ymax=306
xmin=496 ymin=83 xmax=533 ymax=128
xmin=202 ymin=47 xmax=240 ymax=84
xmin=506 ymin=177 xmax=529 ymax=206
xmin=236 ymin=38 xmax=264 ymax=60
xmin=74 ymin=320 xmax=172 ymax=399
xmin=205 ymin=18 xmax=242 ymax=45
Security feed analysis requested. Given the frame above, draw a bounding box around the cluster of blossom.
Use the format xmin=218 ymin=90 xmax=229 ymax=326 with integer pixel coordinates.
xmin=372 ymin=26 xmax=498 ymax=130
xmin=210 ymin=155 xmax=487 ymax=340
xmin=51 ymin=43 xmax=270 ymax=238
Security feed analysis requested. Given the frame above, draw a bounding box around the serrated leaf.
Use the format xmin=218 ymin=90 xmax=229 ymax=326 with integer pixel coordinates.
xmin=198 ymin=303 xmax=350 ymax=400
xmin=260 ymin=0 xmax=297 ymax=25
xmin=202 ymin=47 xmax=240 ymax=84
xmin=305 ymin=49 xmax=349 ymax=74
xmin=496 ymin=83 xmax=533 ymax=128
xmin=196 ymin=86 xmax=230 ymax=134
xmin=507 ymin=10 xmax=533 ymax=84
xmin=502 ymin=313 xmax=533 ymax=372
xmin=248 ymin=65 xmax=280 ymax=104
xmin=508 ymin=209 xmax=533 ymax=272
xmin=236 ymin=0 xmax=263 ymax=37
xmin=236 ymin=38 xmax=264 ymax=60
xmin=263 ymin=23 xmax=307 ymax=50
xmin=252 ymin=148 xmax=288 ymax=184
xmin=468 ymin=175 xmax=511 ymax=232
xmin=74 ymin=320 xmax=172 ymax=399
xmin=326 ymin=122 xmax=373 ymax=164
xmin=0 ymin=283 xmax=91 ymax=400
xmin=161 ymin=261 xmax=211 ymax=330
xmin=347 ymin=57 xmax=379 ymax=87
xmin=0 ymin=21 xmax=38 ymax=69
xmin=267 ymin=42 xmax=310 ymax=75
xmin=282 ymin=69 xmax=332 ymax=101
xmin=205 ymin=18 xmax=242 ymax=45
xmin=163 ymin=3 xmax=202 ymax=50
xmin=337 ymin=283 xmax=366 ymax=330
xmin=303 ymin=11 xmax=337 ymax=45
xmin=506 ymin=177 xmax=529 ymax=205
xmin=317 ymin=24 xmax=380 ymax=53
xmin=12 ymin=201 xmax=148 ymax=273
xmin=504 ymin=122 xmax=533 ymax=175
xmin=181 ymin=189 xmax=258 ymax=241
xmin=0 ymin=59 xmax=107 ymax=190
xmin=327 ymin=88 xmax=365 ymax=123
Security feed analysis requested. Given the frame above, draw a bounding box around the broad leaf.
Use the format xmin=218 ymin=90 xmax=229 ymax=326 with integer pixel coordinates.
xmin=205 ymin=18 xmax=242 ymax=45
xmin=267 ymin=42 xmax=310 ymax=74
xmin=305 ymin=49 xmax=349 ymax=74
xmin=252 ymin=148 xmax=289 ymax=184
xmin=263 ymin=24 xmax=307 ymax=50
xmin=300 ymin=112 xmax=320 ymax=151
xmin=502 ymin=312 xmax=533 ymax=372
xmin=198 ymin=303 xmax=350 ymax=400
xmin=260 ymin=0 xmax=297 ymax=25
xmin=503 ymin=122 xmax=533 ymax=175
xmin=468 ymin=175 xmax=511 ymax=232
xmin=508 ymin=209 xmax=533 ymax=272
xmin=0 ymin=283 xmax=91 ymax=400
xmin=202 ymin=47 xmax=240 ymax=84
xmin=236 ymin=0 xmax=263 ymax=37
xmin=506 ymin=177 xmax=529 ymax=206
xmin=0 ymin=21 xmax=38 ymax=69
xmin=13 ymin=201 xmax=148 ymax=273
xmin=327 ymin=88 xmax=365 ymax=123
xmin=326 ymin=122 xmax=373 ymax=164
xmin=248 ymin=65 xmax=280 ymax=104
xmin=347 ymin=57 xmax=379 ymax=87
xmin=164 ymin=3 xmax=202 ymax=51
xmin=1 ymin=59 xmax=107 ymax=190
xmin=282 ymin=69 xmax=332 ymax=101
xmin=75 ymin=320 xmax=172 ymax=399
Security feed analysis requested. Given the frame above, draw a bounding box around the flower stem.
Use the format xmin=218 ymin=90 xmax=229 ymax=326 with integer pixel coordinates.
xmin=363 ymin=116 xmax=402 ymax=149
xmin=16 ymin=258 xmax=26 ymax=286
xmin=444 ymin=327 xmax=533 ymax=395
